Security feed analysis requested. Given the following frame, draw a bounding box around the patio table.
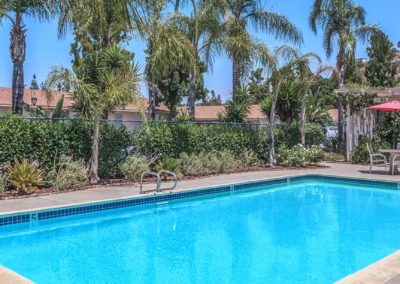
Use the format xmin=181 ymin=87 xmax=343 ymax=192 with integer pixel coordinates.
xmin=379 ymin=149 xmax=400 ymax=174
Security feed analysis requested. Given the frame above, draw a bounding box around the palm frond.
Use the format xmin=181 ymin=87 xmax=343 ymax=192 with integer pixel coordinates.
xmin=249 ymin=10 xmax=303 ymax=45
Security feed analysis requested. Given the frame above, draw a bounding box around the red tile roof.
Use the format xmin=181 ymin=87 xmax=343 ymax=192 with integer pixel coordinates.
xmin=179 ymin=105 xmax=267 ymax=121
xmin=0 ymin=87 xmax=169 ymax=113
xmin=0 ymin=87 xmax=73 ymax=109
xmin=328 ymin=109 xmax=338 ymax=122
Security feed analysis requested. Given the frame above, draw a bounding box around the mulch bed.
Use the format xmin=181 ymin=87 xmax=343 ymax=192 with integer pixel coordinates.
xmin=0 ymin=164 xmax=329 ymax=200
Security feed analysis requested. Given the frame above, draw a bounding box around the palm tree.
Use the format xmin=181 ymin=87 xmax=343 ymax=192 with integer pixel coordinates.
xmin=136 ymin=0 xmax=198 ymax=119
xmin=265 ymin=47 xmax=317 ymax=166
xmin=310 ymin=0 xmax=379 ymax=153
xmin=45 ymin=45 xmax=140 ymax=183
xmin=223 ymin=0 xmax=302 ymax=95
xmin=56 ymin=0 xmax=138 ymax=183
xmin=297 ymin=64 xmax=334 ymax=145
xmin=174 ymin=0 xmax=224 ymax=117
xmin=0 ymin=0 xmax=56 ymax=113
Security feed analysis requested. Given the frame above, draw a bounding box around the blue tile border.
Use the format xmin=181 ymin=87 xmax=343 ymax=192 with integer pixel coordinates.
xmin=0 ymin=174 xmax=398 ymax=227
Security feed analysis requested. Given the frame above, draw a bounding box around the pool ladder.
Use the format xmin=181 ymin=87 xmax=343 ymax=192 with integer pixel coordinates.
xmin=140 ymin=170 xmax=178 ymax=194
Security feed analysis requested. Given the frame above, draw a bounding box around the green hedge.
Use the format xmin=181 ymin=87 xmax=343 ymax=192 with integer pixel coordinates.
xmin=133 ymin=122 xmax=324 ymax=162
xmin=0 ymin=118 xmax=131 ymax=179
xmin=0 ymin=118 xmax=324 ymax=178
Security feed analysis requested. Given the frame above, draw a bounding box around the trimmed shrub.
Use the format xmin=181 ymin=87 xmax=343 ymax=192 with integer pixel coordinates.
xmin=277 ymin=145 xmax=324 ymax=167
xmin=0 ymin=173 xmax=8 ymax=193
xmin=0 ymin=117 xmax=130 ymax=180
xmin=306 ymin=145 xmax=325 ymax=164
xmin=120 ymin=155 xmax=149 ymax=182
xmin=180 ymin=153 xmax=204 ymax=176
xmin=133 ymin=122 xmax=323 ymax=163
xmin=238 ymin=149 xmax=261 ymax=168
xmin=49 ymin=155 xmax=88 ymax=191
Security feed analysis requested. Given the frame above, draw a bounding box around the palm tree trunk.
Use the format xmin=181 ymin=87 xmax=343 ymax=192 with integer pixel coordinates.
xmin=89 ymin=117 xmax=100 ymax=183
xmin=148 ymin=84 xmax=156 ymax=120
xmin=10 ymin=14 xmax=26 ymax=114
xmin=232 ymin=59 xmax=241 ymax=96
xmin=337 ymin=50 xmax=346 ymax=154
xmin=188 ymin=71 xmax=197 ymax=118
xmin=269 ymin=96 xmax=277 ymax=166
xmin=300 ymin=93 xmax=307 ymax=146
xmin=12 ymin=61 xmax=25 ymax=114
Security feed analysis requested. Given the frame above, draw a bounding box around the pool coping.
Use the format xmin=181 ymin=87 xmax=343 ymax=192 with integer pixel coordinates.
xmin=335 ymin=250 xmax=400 ymax=284
xmin=0 ymin=266 xmax=33 ymax=283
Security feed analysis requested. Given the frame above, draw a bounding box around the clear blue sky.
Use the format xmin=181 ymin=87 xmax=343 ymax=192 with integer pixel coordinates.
xmin=0 ymin=0 xmax=399 ymax=101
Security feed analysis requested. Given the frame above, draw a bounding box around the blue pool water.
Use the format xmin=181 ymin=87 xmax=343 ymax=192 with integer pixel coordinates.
xmin=1 ymin=180 xmax=400 ymax=283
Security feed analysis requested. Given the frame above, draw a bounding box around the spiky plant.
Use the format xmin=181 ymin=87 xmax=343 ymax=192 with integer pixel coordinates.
xmin=8 ymin=159 xmax=43 ymax=194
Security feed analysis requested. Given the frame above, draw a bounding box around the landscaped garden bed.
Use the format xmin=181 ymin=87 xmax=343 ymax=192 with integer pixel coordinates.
xmin=0 ymin=117 xmax=328 ymax=200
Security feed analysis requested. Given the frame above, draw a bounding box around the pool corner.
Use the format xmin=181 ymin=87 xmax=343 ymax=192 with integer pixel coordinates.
xmin=0 ymin=265 xmax=33 ymax=284
xmin=335 ymin=250 xmax=400 ymax=284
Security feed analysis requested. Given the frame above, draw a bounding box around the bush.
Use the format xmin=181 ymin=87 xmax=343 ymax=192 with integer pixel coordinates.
xmin=7 ymin=159 xmax=43 ymax=193
xmin=120 ymin=155 xmax=149 ymax=182
xmin=305 ymin=145 xmax=325 ymax=164
xmin=180 ymin=153 xmax=204 ymax=175
xmin=218 ymin=150 xmax=241 ymax=172
xmin=0 ymin=163 xmax=9 ymax=193
xmin=49 ymin=155 xmax=88 ymax=191
xmin=0 ymin=117 xmax=131 ymax=180
xmin=133 ymin=122 xmax=323 ymax=164
xmin=238 ymin=149 xmax=261 ymax=168
xmin=155 ymin=157 xmax=183 ymax=179
xmin=277 ymin=145 xmax=324 ymax=167
xmin=0 ymin=173 xmax=8 ymax=193
xmin=275 ymin=123 xmax=324 ymax=148
xmin=324 ymin=152 xmax=344 ymax=162
xmin=179 ymin=150 xmax=242 ymax=176
xmin=351 ymin=137 xmax=390 ymax=164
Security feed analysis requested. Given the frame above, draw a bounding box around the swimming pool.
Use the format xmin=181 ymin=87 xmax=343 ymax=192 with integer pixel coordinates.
xmin=0 ymin=176 xmax=399 ymax=283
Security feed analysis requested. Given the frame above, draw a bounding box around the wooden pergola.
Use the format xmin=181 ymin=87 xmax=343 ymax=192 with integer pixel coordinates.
xmin=333 ymin=87 xmax=400 ymax=161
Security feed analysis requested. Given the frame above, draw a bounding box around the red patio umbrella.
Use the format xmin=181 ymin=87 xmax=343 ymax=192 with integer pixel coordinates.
xmin=367 ymin=100 xmax=400 ymax=112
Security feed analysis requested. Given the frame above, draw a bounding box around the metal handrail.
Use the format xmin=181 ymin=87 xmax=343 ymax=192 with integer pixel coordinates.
xmin=140 ymin=171 xmax=161 ymax=194
xmin=158 ymin=170 xmax=178 ymax=191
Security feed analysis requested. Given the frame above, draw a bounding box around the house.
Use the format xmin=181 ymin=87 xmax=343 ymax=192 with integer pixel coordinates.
xmin=0 ymin=87 xmax=170 ymax=130
xmin=0 ymin=87 xmax=76 ymax=117
xmin=183 ymin=105 xmax=268 ymax=124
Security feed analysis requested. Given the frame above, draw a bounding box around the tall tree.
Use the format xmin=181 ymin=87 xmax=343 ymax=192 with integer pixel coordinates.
xmin=310 ymin=0 xmax=379 ymax=153
xmin=56 ymin=0 xmax=137 ymax=182
xmin=365 ymin=32 xmax=398 ymax=87
xmin=223 ymin=0 xmax=302 ymax=95
xmin=136 ymin=0 xmax=197 ymax=119
xmin=175 ymin=0 xmax=224 ymax=118
xmin=248 ymin=68 xmax=268 ymax=103
xmin=296 ymin=62 xmax=333 ymax=146
xmin=30 ymin=74 xmax=40 ymax=90
xmin=0 ymin=0 xmax=56 ymax=113
xmin=46 ymin=45 xmax=140 ymax=183
xmin=263 ymin=47 xmax=316 ymax=166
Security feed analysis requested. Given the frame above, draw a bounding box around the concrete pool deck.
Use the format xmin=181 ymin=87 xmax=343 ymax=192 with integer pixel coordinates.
xmin=0 ymin=162 xmax=399 ymax=216
xmin=1 ymin=162 xmax=400 ymax=284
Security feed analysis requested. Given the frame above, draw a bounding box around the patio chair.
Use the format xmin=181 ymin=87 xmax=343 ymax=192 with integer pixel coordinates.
xmin=391 ymin=155 xmax=400 ymax=175
xmin=366 ymin=143 xmax=388 ymax=174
